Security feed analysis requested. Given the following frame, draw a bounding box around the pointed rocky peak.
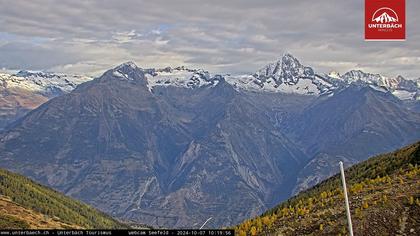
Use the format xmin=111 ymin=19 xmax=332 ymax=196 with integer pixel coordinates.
xmin=108 ymin=61 xmax=146 ymax=81
xmin=114 ymin=61 xmax=140 ymax=72
xmin=280 ymin=53 xmax=303 ymax=70
xmin=254 ymin=53 xmax=314 ymax=85
xmin=255 ymin=53 xmax=297 ymax=77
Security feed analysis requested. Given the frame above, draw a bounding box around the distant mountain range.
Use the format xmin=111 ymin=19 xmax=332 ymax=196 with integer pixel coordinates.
xmin=0 ymin=71 xmax=90 ymax=130
xmin=1 ymin=54 xmax=419 ymax=130
xmin=0 ymin=54 xmax=418 ymax=129
xmin=235 ymin=141 xmax=420 ymax=235
xmin=0 ymin=54 xmax=419 ymax=228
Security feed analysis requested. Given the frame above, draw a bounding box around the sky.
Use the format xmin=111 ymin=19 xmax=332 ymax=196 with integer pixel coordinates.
xmin=0 ymin=0 xmax=419 ymax=79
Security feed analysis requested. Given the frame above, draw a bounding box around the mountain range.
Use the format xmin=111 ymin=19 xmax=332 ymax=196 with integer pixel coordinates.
xmin=0 ymin=54 xmax=419 ymax=228
xmin=0 ymin=71 xmax=90 ymax=130
xmin=0 ymin=54 xmax=418 ymax=131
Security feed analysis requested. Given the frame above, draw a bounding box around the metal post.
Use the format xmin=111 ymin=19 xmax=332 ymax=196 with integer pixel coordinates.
xmin=199 ymin=217 xmax=212 ymax=229
xmin=339 ymin=161 xmax=354 ymax=236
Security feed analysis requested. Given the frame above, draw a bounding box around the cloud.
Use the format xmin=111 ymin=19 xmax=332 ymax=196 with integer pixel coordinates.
xmin=0 ymin=0 xmax=419 ymax=78
xmin=0 ymin=41 xmax=81 ymax=70
xmin=112 ymin=30 xmax=142 ymax=44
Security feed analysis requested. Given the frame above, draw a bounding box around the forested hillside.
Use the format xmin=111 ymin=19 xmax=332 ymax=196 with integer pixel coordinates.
xmin=0 ymin=168 xmax=127 ymax=229
xmin=235 ymin=142 xmax=420 ymax=235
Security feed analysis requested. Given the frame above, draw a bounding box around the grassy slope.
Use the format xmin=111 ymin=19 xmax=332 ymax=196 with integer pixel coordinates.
xmin=235 ymin=141 xmax=420 ymax=235
xmin=0 ymin=168 xmax=127 ymax=229
xmin=0 ymin=195 xmax=82 ymax=229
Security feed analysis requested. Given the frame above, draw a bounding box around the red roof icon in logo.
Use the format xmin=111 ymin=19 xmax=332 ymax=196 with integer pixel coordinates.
xmin=372 ymin=7 xmax=398 ymax=23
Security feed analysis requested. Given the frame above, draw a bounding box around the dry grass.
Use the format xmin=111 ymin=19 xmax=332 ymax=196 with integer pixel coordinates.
xmin=0 ymin=195 xmax=83 ymax=229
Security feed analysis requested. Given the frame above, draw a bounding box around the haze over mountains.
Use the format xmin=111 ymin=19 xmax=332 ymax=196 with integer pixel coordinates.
xmin=0 ymin=54 xmax=419 ymax=228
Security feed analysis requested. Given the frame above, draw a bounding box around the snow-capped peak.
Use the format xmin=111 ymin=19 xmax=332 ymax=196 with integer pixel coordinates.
xmin=225 ymin=54 xmax=419 ymax=100
xmin=116 ymin=61 xmax=138 ymax=70
xmin=226 ymin=53 xmax=331 ymax=95
xmin=0 ymin=70 xmax=91 ymax=97
xmin=109 ymin=61 xmax=147 ymax=81
xmin=105 ymin=62 xmax=223 ymax=90
xmin=341 ymin=70 xmax=384 ymax=84
xmin=327 ymin=69 xmax=420 ymax=100
xmin=15 ymin=70 xmax=54 ymax=78
xmin=145 ymin=66 xmax=222 ymax=89
xmin=2 ymin=55 xmax=419 ymax=101
xmin=253 ymin=53 xmax=314 ymax=85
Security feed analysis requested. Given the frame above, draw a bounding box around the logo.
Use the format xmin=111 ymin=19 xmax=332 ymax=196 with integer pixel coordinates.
xmin=372 ymin=8 xmax=398 ymax=23
xmin=365 ymin=0 xmax=405 ymax=41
